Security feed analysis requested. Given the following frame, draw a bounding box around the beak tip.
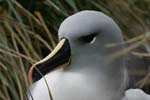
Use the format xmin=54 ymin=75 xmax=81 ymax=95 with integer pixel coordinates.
xmin=28 ymin=65 xmax=35 ymax=81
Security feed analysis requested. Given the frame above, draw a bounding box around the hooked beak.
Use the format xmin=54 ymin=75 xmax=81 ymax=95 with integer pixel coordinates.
xmin=28 ymin=38 xmax=71 ymax=82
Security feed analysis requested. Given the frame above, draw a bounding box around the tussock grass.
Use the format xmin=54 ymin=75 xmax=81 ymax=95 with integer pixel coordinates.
xmin=0 ymin=0 xmax=149 ymax=99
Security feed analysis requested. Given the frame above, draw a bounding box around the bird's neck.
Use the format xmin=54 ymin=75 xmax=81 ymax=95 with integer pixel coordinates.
xmin=64 ymin=55 xmax=127 ymax=96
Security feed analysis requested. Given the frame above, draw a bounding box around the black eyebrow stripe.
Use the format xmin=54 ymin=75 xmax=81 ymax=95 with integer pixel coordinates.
xmin=78 ymin=33 xmax=98 ymax=43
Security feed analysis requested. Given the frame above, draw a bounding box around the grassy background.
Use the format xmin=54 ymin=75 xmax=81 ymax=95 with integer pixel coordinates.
xmin=0 ymin=0 xmax=149 ymax=99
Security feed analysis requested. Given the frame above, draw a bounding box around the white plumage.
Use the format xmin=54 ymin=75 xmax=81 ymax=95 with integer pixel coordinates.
xmin=28 ymin=11 xmax=150 ymax=100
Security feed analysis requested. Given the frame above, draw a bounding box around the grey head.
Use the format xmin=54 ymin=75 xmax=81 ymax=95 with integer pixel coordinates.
xmin=58 ymin=11 xmax=125 ymax=71
xmin=57 ymin=11 xmax=127 ymax=99
xmin=29 ymin=11 xmax=127 ymax=100
xmin=59 ymin=11 xmax=124 ymax=57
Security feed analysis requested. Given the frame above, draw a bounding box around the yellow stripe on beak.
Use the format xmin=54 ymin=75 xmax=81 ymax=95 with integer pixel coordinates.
xmin=28 ymin=38 xmax=71 ymax=82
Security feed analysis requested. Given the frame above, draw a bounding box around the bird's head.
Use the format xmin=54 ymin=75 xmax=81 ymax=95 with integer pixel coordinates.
xmin=28 ymin=11 xmax=125 ymax=83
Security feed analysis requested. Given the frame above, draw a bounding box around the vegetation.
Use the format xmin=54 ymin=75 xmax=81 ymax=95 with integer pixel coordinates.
xmin=0 ymin=0 xmax=149 ymax=99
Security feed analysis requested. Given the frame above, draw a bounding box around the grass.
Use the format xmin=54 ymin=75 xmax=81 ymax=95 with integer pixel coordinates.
xmin=0 ymin=0 xmax=149 ymax=99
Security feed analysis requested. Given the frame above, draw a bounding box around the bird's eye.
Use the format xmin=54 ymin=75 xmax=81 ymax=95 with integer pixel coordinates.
xmin=78 ymin=33 xmax=98 ymax=44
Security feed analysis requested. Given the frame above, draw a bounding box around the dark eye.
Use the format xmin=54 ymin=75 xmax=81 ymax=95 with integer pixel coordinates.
xmin=78 ymin=33 xmax=98 ymax=44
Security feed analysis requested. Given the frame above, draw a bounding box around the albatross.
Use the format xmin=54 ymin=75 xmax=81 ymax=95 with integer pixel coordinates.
xmin=28 ymin=10 xmax=150 ymax=100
